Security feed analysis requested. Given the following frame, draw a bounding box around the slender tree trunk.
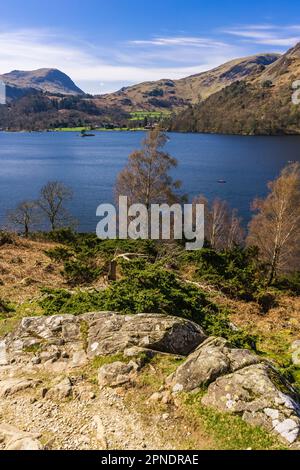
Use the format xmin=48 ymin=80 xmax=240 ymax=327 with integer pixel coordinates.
xmin=268 ymin=246 xmax=280 ymax=285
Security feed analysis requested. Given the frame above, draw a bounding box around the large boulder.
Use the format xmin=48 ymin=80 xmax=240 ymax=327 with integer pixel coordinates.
xmin=202 ymin=364 xmax=300 ymax=444
xmin=167 ymin=337 xmax=260 ymax=392
xmin=3 ymin=312 xmax=206 ymax=366
xmin=86 ymin=313 xmax=206 ymax=357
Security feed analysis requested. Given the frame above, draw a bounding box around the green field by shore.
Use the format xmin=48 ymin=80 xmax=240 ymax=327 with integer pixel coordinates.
xmin=51 ymin=127 xmax=146 ymax=132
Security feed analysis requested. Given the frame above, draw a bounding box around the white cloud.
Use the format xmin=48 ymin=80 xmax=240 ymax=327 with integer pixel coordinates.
xmin=129 ymin=36 xmax=228 ymax=48
xmin=223 ymin=25 xmax=300 ymax=47
xmin=0 ymin=28 xmax=240 ymax=94
xmin=0 ymin=24 xmax=297 ymax=95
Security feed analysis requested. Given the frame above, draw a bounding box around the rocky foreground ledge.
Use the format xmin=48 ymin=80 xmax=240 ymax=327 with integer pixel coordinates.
xmin=0 ymin=312 xmax=300 ymax=449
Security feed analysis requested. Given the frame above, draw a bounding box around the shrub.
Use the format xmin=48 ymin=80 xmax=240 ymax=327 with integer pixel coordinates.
xmin=0 ymin=231 xmax=15 ymax=246
xmin=63 ymin=259 xmax=102 ymax=286
xmin=274 ymin=272 xmax=300 ymax=295
xmin=38 ymin=260 xmax=257 ymax=349
xmin=181 ymin=247 xmax=265 ymax=301
xmin=46 ymin=228 xmax=77 ymax=244
xmin=0 ymin=298 xmax=15 ymax=317
xmin=44 ymin=246 xmax=74 ymax=262
xmin=39 ymin=288 xmax=73 ymax=316
xmin=256 ymin=290 xmax=278 ymax=314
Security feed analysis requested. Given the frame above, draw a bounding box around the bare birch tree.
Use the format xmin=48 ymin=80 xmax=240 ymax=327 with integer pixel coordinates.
xmin=193 ymin=196 xmax=244 ymax=250
xmin=226 ymin=208 xmax=244 ymax=250
xmin=7 ymin=200 xmax=40 ymax=237
xmin=38 ymin=181 xmax=75 ymax=231
xmin=247 ymin=163 xmax=300 ymax=284
xmin=115 ymin=130 xmax=181 ymax=208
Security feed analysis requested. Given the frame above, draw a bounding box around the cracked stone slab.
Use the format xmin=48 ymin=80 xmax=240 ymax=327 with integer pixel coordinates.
xmin=0 ymin=377 xmax=41 ymax=398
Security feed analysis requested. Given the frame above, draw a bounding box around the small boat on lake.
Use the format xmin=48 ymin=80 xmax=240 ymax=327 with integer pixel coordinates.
xmin=81 ymin=129 xmax=95 ymax=137
xmin=217 ymin=180 xmax=227 ymax=184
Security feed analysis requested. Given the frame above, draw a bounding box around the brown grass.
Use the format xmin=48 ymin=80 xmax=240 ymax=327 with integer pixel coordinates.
xmin=0 ymin=238 xmax=65 ymax=303
xmin=228 ymin=296 xmax=300 ymax=342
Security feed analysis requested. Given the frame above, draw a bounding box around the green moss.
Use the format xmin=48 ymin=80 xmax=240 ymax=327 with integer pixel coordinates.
xmin=23 ymin=343 xmax=43 ymax=354
xmin=92 ymin=353 xmax=127 ymax=369
xmin=80 ymin=320 xmax=89 ymax=352
xmin=138 ymin=355 xmax=185 ymax=389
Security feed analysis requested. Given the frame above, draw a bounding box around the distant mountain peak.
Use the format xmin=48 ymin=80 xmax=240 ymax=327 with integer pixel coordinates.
xmin=93 ymin=52 xmax=280 ymax=112
xmin=0 ymin=68 xmax=84 ymax=96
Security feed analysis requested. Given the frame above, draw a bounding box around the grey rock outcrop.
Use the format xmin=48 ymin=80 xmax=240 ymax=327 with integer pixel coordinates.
xmin=86 ymin=313 xmax=206 ymax=357
xmin=3 ymin=312 xmax=206 ymax=367
xmin=167 ymin=337 xmax=259 ymax=392
xmin=202 ymin=364 xmax=300 ymax=444
xmin=1 ymin=311 xmax=300 ymax=446
xmin=164 ymin=336 xmax=300 ymax=444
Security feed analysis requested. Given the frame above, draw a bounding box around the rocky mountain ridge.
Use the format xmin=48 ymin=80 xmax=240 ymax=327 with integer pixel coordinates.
xmin=0 ymin=68 xmax=84 ymax=96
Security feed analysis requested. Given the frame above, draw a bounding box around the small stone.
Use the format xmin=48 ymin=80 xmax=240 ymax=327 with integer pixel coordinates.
xmin=149 ymin=392 xmax=163 ymax=402
xmin=172 ymin=383 xmax=184 ymax=394
xmin=98 ymin=362 xmax=135 ymax=389
xmin=31 ymin=356 xmax=41 ymax=365
xmin=264 ymin=408 xmax=279 ymax=420
xmin=72 ymin=350 xmax=88 ymax=368
xmin=46 ymin=378 xmax=72 ymax=401
xmin=274 ymin=419 xmax=300 ymax=444
xmin=41 ymin=388 xmax=48 ymax=398
xmin=162 ymin=391 xmax=172 ymax=404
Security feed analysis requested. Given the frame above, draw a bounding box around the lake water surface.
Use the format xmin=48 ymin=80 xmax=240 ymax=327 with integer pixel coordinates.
xmin=0 ymin=131 xmax=299 ymax=231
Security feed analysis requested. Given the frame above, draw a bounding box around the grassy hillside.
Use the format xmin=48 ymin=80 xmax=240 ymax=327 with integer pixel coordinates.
xmin=171 ymin=44 xmax=300 ymax=135
xmin=93 ymin=54 xmax=279 ymax=113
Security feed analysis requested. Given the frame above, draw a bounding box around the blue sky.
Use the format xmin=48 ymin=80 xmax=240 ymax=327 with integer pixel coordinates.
xmin=1 ymin=0 xmax=300 ymax=93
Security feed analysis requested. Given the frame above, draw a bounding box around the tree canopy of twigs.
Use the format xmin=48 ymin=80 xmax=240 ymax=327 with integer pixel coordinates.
xmin=247 ymin=163 xmax=300 ymax=284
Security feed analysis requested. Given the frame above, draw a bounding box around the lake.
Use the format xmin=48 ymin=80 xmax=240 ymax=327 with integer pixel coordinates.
xmin=0 ymin=131 xmax=299 ymax=232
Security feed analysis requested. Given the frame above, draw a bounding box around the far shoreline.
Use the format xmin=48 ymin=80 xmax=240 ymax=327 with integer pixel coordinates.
xmin=1 ymin=128 xmax=300 ymax=137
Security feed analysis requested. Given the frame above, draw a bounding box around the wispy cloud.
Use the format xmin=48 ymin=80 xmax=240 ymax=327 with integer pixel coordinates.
xmin=0 ymin=24 xmax=298 ymax=94
xmin=0 ymin=28 xmax=239 ymax=93
xmin=129 ymin=36 xmax=228 ymax=48
xmin=223 ymin=24 xmax=300 ymax=47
